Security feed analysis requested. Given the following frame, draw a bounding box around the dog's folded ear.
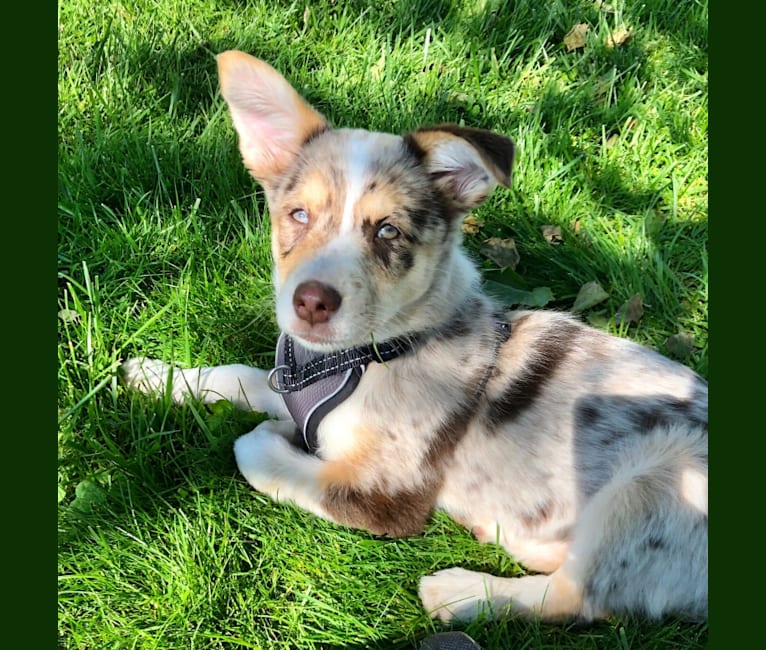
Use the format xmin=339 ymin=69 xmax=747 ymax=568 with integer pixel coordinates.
xmin=217 ymin=51 xmax=329 ymax=187
xmin=409 ymin=125 xmax=515 ymax=213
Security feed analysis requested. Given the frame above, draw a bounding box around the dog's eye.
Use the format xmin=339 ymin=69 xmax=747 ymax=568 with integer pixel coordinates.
xmin=291 ymin=209 xmax=309 ymax=225
xmin=376 ymin=223 xmax=400 ymax=240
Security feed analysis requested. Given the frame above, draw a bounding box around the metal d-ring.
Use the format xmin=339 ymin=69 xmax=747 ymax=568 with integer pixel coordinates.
xmin=267 ymin=365 xmax=292 ymax=394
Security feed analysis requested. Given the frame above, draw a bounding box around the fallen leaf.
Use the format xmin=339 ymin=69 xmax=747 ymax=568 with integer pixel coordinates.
xmin=564 ymin=23 xmax=589 ymax=51
xmin=461 ymin=214 xmax=482 ymax=235
xmin=541 ymin=225 xmax=563 ymax=244
xmin=483 ymin=281 xmax=554 ymax=308
xmin=665 ymin=332 xmax=695 ymax=358
xmin=447 ymin=91 xmax=471 ymax=105
xmin=593 ymin=68 xmax=616 ymax=100
xmin=70 ymin=479 xmax=107 ymax=513
xmin=586 ymin=312 xmax=610 ymax=328
xmin=481 ymin=237 xmax=520 ymax=270
xmin=594 ymin=0 xmax=615 ymax=12
xmin=370 ymin=49 xmax=386 ymax=80
xmin=615 ymin=293 xmax=643 ymax=325
xmin=606 ymin=26 xmax=631 ymax=48
xmin=58 ymin=308 xmax=80 ymax=323
xmin=573 ymin=218 xmax=582 ymax=234
xmin=643 ymin=209 xmax=665 ymax=239
xmin=572 ymin=280 xmax=610 ymax=312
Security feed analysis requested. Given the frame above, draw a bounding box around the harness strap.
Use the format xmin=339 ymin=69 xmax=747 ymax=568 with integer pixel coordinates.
xmin=271 ymin=316 xmax=511 ymax=454
xmin=268 ymin=334 xmax=415 ymax=393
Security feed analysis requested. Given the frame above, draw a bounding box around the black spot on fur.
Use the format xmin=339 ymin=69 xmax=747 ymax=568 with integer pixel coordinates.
xmin=414 ymin=124 xmax=515 ymax=187
xmin=576 ymin=403 xmax=601 ymax=429
xmin=424 ymin=404 xmax=474 ymax=469
xmin=486 ymin=321 xmax=580 ymax=424
xmin=408 ymin=206 xmax=443 ymax=233
xmin=400 ymin=249 xmax=414 ymax=272
xmin=438 ymin=302 xmax=480 ymax=341
xmin=643 ymin=535 xmax=667 ymax=551
xmin=402 ymin=133 xmax=426 ymax=162
xmin=521 ymin=501 xmax=553 ymax=529
xmin=300 ymin=124 xmax=330 ymax=148
xmin=282 ymin=170 xmax=301 ymax=196
xmin=628 ymin=398 xmax=707 ymax=434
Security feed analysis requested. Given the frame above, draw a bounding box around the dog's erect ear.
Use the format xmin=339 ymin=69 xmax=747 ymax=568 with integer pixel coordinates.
xmin=409 ymin=125 xmax=515 ymax=213
xmin=217 ymin=51 xmax=329 ymax=186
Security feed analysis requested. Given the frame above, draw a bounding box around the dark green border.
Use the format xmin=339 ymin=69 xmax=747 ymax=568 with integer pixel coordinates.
xmin=10 ymin=4 xmax=56 ymax=648
xmin=709 ymin=0 xmax=759 ymax=645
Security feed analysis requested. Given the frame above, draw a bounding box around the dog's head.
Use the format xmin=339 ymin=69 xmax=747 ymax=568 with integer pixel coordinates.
xmin=217 ymin=51 xmax=514 ymax=351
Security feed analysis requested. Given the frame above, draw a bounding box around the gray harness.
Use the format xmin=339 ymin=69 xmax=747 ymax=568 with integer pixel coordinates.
xmin=267 ymin=318 xmax=511 ymax=454
xmin=267 ymin=332 xmax=415 ymax=453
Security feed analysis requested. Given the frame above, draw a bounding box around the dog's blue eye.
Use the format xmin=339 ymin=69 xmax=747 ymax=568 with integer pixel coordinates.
xmin=291 ymin=209 xmax=309 ymax=225
xmin=377 ymin=224 xmax=400 ymax=240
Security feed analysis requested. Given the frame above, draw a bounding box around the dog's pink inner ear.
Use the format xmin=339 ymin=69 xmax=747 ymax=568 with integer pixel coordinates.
xmin=410 ymin=126 xmax=515 ymax=213
xmin=217 ymin=51 xmax=328 ymax=185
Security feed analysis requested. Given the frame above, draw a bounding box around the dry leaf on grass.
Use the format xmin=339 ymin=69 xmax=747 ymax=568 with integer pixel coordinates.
xmin=461 ymin=215 xmax=482 ymax=235
xmin=541 ymin=225 xmax=563 ymax=244
xmin=480 ymin=237 xmax=520 ymax=270
xmin=615 ymin=293 xmax=644 ymax=325
xmin=564 ymin=24 xmax=589 ymax=51
xmin=370 ymin=50 xmax=386 ymax=80
xmin=606 ymin=27 xmax=632 ymax=48
xmin=572 ymin=281 xmax=610 ymax=313
xmin=665 ymin=332 xmax=695 ymax=358
xmin=58 ymin=309 xmax=80 ymax=323
xmin=483 ymin=281 xmax=554 ymax=308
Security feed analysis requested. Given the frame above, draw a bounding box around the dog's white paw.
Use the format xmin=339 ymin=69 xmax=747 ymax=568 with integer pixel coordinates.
xmin=121 ymin=357 xmax=173 ymax=395
xmin=233 ymin=426 xmax=293 ymax=496
xmin=419 ymin=567 xmax=499 ymax=622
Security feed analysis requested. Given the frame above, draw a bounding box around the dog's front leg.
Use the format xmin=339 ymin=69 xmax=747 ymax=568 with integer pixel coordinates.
xmin=235 ymin=424 xmax=435 ymax=536
xmin=121 ymin=357 xmax=290 ymax=419
xmin=233 ymin=422 xmax=335 ymax=520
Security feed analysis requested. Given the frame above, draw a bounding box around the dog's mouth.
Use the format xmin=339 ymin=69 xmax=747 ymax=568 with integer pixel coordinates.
xmin=290 ymin=327 xmax=341 ymax=350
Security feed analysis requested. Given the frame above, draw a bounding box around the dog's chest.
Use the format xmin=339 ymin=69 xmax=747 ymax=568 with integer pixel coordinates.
xmin=315 ymin=362 xmax=454 ymax=487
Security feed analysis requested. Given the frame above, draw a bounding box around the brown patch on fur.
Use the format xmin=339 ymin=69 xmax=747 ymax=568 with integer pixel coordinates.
xmin=322 ymin=482 xmax=437 ymax=537
xmin=354 ymin=182 xmax=408 ymax=228
xmin=273 ymin=168 xmax=345 ymax=282
xmin=317 ymin=426 xmax=377 ymax=489
xmin=318 ymin=409 xmax=474 ymax=537
xmin=317 ymin=421 xmax=442 ymax=536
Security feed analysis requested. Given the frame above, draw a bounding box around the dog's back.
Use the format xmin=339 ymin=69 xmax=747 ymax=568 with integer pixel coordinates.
xmin=428 ymin=307 xmax=707 ymax=620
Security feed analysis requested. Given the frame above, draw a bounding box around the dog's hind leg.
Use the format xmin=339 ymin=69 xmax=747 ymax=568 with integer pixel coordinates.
xmin=121 ymin=357 xmax=290 ymax=418
xmin=421 ymin=437 xmax=708 ymax=622
xmin=419 ymin=565 xmax=588 ymax=623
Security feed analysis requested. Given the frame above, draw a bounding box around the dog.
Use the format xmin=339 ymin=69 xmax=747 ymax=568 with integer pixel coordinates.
xmin=122 ymin=50 xmax=708 ymax=623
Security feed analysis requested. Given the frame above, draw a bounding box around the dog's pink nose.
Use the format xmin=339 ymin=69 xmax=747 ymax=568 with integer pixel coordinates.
xmin=293 ymin=281 xmax=342 ymax=325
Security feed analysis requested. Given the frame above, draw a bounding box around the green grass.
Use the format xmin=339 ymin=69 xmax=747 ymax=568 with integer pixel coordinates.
xmin=58 ymin=0 xmax=708 ymax=647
